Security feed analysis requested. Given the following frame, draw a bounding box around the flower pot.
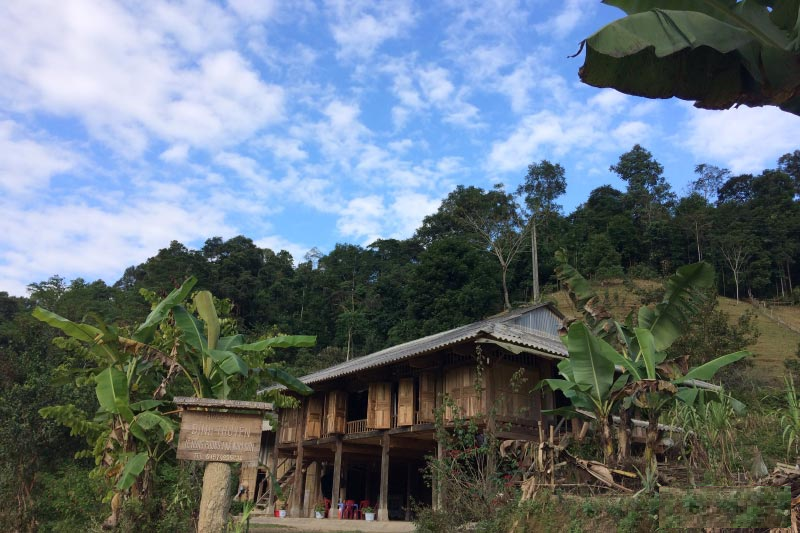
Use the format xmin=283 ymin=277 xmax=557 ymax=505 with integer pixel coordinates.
xmin=274 ymin=510 xmax=280 ymax=517
xmin=315 ymin=511 xmax=324 ymax=519
xmin=365 ymin=512 xmax=375 ymax=521
xmin=278 ymin=510 xmax=287 ymax=518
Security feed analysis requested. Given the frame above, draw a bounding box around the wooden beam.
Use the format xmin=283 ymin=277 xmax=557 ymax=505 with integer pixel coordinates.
xmin=378 ymin=433 xmax=390 ymax=521
xmin=405 ymin=461 xmax=412 ymax=521
xmin=329 ymin=436 xmax=342 ymax=519
xmin=433 ymin=438 xmax=444 ymax=510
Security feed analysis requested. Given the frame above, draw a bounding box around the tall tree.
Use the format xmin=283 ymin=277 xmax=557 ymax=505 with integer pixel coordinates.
xmin=517 ymin=160 xmax=567 ymax=302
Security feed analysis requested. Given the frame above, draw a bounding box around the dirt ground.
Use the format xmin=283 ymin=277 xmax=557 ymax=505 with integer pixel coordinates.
xmin=246 ymin=515 xmax=415 ymax=533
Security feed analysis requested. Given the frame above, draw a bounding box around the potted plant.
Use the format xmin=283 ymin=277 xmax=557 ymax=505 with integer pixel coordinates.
xmin=314 ymin=502 xmax=326 ymax=519
xmin=276 ymin=499 xmax=287 ymax=518
xmin=362 ymin=506 xmax=375 ymax=521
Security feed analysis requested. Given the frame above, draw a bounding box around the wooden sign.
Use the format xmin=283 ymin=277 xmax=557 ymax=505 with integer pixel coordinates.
xmin=177 ymin=411 xmax=263 ymax=463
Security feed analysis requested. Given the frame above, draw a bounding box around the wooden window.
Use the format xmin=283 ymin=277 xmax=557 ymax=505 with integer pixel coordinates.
xmin=397 ymin=378 xmax=414 ymax=426
xmin=305 ymin=394 xmax=323 ymax=439
xmin=445 ymin=366 xmax=482 ymax=420
xmin=418 ymin=372 xmax=436 ymax=422
xmin=325 ymin=390 xmax=347 ymax=435
xmin=279 ymin=408 xmax=299 ymax=443
xmin=367 ymin=382 xmax=392 ymax=429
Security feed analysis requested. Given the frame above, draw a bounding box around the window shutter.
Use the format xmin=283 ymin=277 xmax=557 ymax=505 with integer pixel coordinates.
xmin=418 ymin=372 xmax=436 ymax=422
xmin=397 ymin=378 xmax=414 ymax=426
xmin=325 ymin=390 xmax=347 ymax=435
xmin=305 ymin=395 xmax=323 ymax=439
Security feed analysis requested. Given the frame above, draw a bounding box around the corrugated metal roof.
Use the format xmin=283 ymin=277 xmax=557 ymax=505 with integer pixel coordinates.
xmin=267 ymin=304 xmax=567 ymax=389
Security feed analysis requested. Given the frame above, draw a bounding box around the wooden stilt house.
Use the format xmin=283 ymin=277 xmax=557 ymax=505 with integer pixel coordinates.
xmin=256 ymin=304 xmax=568 ymax=521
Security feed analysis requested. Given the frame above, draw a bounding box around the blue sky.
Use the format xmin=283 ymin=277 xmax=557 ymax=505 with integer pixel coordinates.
xmin=2 ymin=0 xmax=800 ymax=296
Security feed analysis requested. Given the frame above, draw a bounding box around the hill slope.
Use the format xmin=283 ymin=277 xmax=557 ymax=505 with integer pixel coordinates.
xmin=547 ymin=280 xmax=800 ymax=385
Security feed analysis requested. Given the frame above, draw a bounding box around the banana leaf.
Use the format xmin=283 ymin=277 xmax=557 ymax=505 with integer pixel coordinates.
xmin=173 ymin=306 xmax=208 ymax=352
xmin=236 ymin=335 xmax=317 ymax=352
xmin=95 ymin=367 xmax=134 ymax=423
xmin=265 ymin=366 xmax=313 ymax=395
xmin=579 ymin=1 xmax=800 ymax=116
xmin=133 ymin=276 xmax=197 ymax=343
xmin=116 ymin=452 xmax=148 ymax=490
xmin=194 ymin=291 xmax=219 ymax=350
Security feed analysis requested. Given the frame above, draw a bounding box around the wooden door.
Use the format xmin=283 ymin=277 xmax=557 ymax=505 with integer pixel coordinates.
xmin=368 ymin=382 xmax=392 ymax=429
xmin=418 ymin=372 xmax=436 ymax=422
xmin=397 ymin=378 xmax=414 ymax=426
xmin=305 ymin=395 xmax=323 ymax=439
xmin=325 ymin=390 xmax=347 ymax=435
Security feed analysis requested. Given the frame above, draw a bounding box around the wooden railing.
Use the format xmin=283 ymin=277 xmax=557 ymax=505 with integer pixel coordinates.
xmin=415 ymin=410 xmax=434 ymax=424
xmin=346 ymin=419 xmax=367 ymax=434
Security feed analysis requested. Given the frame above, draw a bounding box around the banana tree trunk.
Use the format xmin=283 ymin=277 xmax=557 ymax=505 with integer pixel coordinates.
xmin=198 ymin=462 xmax=232 ymax=533
xmin=616 ymin=407 xmax=631 ymax=463
xmin=599 ymin=415 xmax=614 ymax=463
xmin=644 ymin=414 xmax=659 ymax=472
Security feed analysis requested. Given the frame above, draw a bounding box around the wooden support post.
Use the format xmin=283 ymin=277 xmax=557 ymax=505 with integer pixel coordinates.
xmin=378 ymin=433 xmax=390 ymax=521
xmin=549 ymin=425 xmax=555 ymax=490
xmin=434 ymin=438 xmax=444 ymax=510
xmin=267 ymin=436 xmax=279 ymax=512
xmin=329 ymin=437 xmax=342 ymax=519
xmin=290 ymin=402 xmax=307 ymax=517
xmin=405 ymin=461 xmax=412 ymax=521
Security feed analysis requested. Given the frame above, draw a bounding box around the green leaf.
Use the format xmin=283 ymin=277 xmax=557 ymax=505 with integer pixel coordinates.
xmin=265 ymin=366 xmax=313 ymax=395
xmin=207 ymin=349 xmax=248 ymax=377
xmin=116 ymin=452 xmax=148 ymax=491
xmin=639 ymin=262 xmax=714 ymax=351
xmin=674 ymin=350 xmax=750 ymax=383
xmin=634 ymin=327 xmax=659 ymax=379
xmin=133 ymin=276 xmax=197 ymax=343
xmin=675 ymin=387 xmax=699 ymax=405
xmin=32 ymin=307 xmax=103 ymax=343
xmin=217 ymin=334 xmax=244 ymax=351
xmin=133 ymin=411 xmax=175 ymax=437
xmin=95 ymin=368 xmax=133 ymax=422
xmin=130 ymin=399 xmax=164 ymax=412
xmin=194 ymin=291 xmax=220 ymax=350
xmin=236 ymin=335 xmax=317 ymax=352
xmin=173 ymin=306 xmax=208 ymax=352
xmin=563 ymin=322 xmax=618 ymax=402
xmin=536 ymin=378 xmax=577 ymax=393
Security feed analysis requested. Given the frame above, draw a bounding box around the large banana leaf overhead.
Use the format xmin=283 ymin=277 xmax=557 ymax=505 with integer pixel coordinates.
xmin=578 ymin=0 xmax=800 ymax=116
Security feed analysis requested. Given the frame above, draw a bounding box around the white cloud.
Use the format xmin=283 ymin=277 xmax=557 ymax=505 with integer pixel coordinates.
xmin=336 ymin=195 xmax=386 ymax=242
xmin=259 ymin=135 xmax=308 ymax=161
xmin=160 ymin=143 xmax=190 ymax=163
xmin=0 ymin=1 xmax=284 ymax=156
xmin=227 ymin=0 xmax=277 ymax=22
xmin=325 ymin=0 xmax=415 ymax=59
xmin=487 ymin=97 xmax=652 ymax=172
xmin=0 ymin=195 xmax=235 ymax=296
xmin=536 ymin=0 xmax=596 ymax=39
xmin=388 ymin=192 xmax=441 ymax=237
xmin=0 ymin=120 xmax=78 ymax=194
xmin=682 ymin=105 xmax=800 ymax=174
xmin=254 ymin=235 xmax=309 ymax=263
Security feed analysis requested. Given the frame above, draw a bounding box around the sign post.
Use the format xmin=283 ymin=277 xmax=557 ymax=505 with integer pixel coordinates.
xmin=174 ymin=397 xmax=273 ymax=533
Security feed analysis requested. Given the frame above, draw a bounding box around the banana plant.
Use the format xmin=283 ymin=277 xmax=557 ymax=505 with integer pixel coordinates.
xmin=171 ymin=290 xmax=314 ymax=399
xmin=549 ymin=256 xmax=750 ymax=467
